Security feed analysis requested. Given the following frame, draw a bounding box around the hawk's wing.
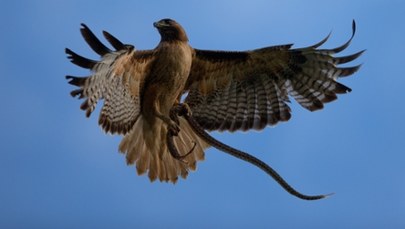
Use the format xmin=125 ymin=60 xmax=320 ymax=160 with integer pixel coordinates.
xmin=66 ymin=24 xmax=155 ymax=135
xmin=185 ymin=21 xmax=364 ymax=132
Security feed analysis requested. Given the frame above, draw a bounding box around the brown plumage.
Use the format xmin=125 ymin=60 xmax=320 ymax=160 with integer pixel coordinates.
xmin=66 ymin=19 xmax=363 ymax=188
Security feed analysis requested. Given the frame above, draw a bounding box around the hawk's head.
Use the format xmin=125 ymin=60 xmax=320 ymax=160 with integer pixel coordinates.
xmin=154 ymin=18 xmax=188 ymax=42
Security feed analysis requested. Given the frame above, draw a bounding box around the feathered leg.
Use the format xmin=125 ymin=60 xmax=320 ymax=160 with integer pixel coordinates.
xmin=166 ymin=105 xmax=197 ymax=162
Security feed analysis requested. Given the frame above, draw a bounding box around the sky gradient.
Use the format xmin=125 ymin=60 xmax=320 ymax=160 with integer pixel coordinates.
xmin=1 ymin=1 xmax=404 ymax=228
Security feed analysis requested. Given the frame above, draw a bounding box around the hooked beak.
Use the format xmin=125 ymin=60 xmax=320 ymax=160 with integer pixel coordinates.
xmin=153 ymin=21 xmax=165 ymax=28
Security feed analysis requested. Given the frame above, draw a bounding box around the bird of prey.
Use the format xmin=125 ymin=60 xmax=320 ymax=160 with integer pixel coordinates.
xmin=66 ymin=18 xmax=363 ymax=200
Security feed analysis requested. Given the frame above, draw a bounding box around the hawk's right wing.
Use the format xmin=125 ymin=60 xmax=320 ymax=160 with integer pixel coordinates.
xmin=66 ymin=24 xmax=155 ymax=135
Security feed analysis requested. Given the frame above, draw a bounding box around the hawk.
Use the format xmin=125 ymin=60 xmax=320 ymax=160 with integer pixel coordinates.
xmin=66 ymin=19 xmax=363 ymax=200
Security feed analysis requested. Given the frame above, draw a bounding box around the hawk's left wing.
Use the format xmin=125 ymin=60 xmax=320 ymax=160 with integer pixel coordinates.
xmin=185 ymin=21 xmax=364 ymax=132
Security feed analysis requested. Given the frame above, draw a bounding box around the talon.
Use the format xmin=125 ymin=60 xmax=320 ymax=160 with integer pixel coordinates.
xmin=178 ymin=103 xmax=192 ymax=117
xmin=169 ymin=107 xmax=180 ymax=126
xmin=168 ymin=120 xmax=180 ymax=136
xmin=165 ymin=103 xmax=197 ymax=163
xmin=166 ymin=129 xmax=188 ymax=164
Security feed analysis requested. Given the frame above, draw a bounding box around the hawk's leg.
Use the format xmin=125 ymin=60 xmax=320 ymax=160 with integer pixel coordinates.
xmin=156 ymin=113 xmax=180 ymax=136
xmin=170 ymin=103 xmax=192 ymax=121
xmin=166 ymin=104 xmax=196 ymax=163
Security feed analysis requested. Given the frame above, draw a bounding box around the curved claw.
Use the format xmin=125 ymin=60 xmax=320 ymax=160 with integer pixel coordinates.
xmin=168 ymin=120 xmax=180 ymax=136
xmin=166 ymin=128 xmax=188 ymax=163
xmin=166 ymin=105 xmax=197 ymax=163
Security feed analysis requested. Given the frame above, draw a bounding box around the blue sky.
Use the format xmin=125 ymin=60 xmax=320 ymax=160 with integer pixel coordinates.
xmin=1 ymin=0 xmax=404 ymax=228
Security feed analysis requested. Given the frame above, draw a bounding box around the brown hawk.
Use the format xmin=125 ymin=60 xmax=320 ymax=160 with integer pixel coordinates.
xmin=66 ymin=19 xmax=363 ymax=200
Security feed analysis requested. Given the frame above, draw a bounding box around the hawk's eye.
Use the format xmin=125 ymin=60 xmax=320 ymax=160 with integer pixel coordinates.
xmin=164 ymin=19 xmax=172 ymax=24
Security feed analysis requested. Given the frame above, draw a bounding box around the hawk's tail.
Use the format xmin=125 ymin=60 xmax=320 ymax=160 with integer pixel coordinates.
xmin=118 ymin=116 xmax=209 ymax=183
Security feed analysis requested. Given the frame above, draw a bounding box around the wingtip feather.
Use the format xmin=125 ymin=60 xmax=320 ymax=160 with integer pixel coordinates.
xmin=80 ymin=23 xmax=112 ymax=56
xmin=65 ymin=48 xmax=97 ymax=69
xmin=102 ymin=30 xmax=125 ymax=51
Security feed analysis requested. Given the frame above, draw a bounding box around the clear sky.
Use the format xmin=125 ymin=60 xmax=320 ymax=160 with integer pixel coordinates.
xmin=1 ymin=0 xmax=404 ymax=228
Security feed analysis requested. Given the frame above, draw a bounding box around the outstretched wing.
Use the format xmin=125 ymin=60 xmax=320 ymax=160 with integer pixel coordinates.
xmin=185 ymin=21 xmax=364 ymax=132
xmin=66 ymin=24 xmax=155 ymax=134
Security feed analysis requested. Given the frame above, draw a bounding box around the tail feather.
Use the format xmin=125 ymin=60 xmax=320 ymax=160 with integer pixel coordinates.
xmin=120 ymin=119 xmax=144 ymax=164
xmin=136 ymin=145 xmax=150 ymax=175
xmin=119 ymin=116 xmax=209 ymax=183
